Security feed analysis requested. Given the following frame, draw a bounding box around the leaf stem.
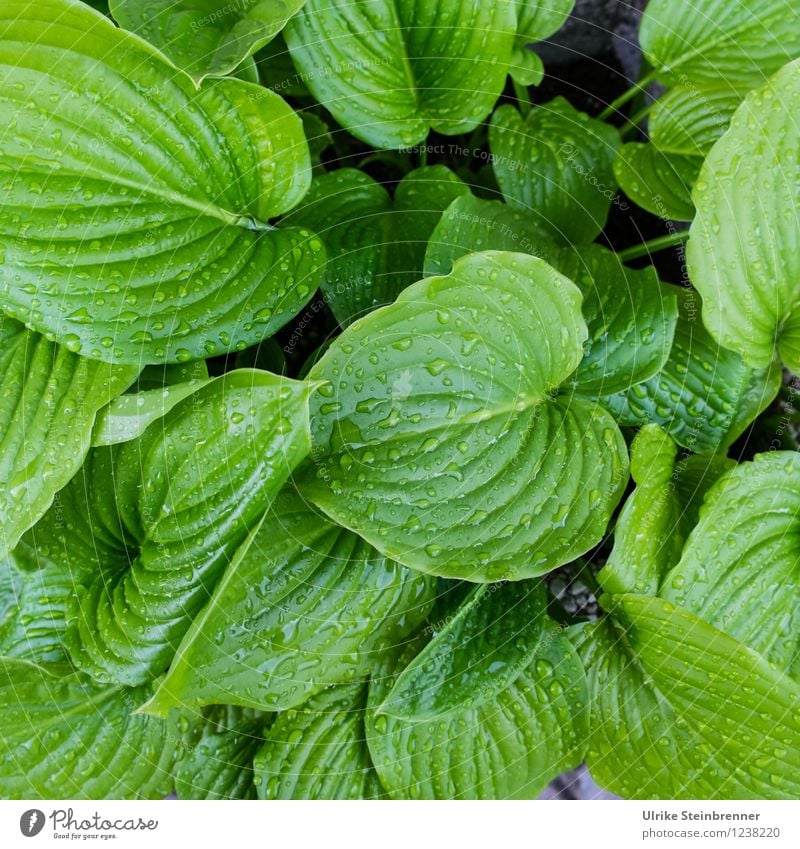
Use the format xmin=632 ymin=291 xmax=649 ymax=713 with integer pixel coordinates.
xmin=620 ymin=101 xmax=656 ymax=139
xmin=598 ymin=68 xmax=659 ymax=120
xmin=513 ymin=79 xmax=532 ymax=117
xmin=617 ymin=229 xmax=690 ymax=263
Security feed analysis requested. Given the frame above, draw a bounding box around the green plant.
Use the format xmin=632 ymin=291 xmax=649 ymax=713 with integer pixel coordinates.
xmin=1 ymin=0 xmax=799 ymax=801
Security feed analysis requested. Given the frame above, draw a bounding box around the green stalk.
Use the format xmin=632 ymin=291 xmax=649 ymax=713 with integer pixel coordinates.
xmin=620 ymin=101 xmax=656 ymax=140
xmin=513 ymin=79 xmax=532 ymax=117
xmin=617 ymin=229 xmax=690 ymax=263
xmin=599 ymin=68 xmax=659 ymax=120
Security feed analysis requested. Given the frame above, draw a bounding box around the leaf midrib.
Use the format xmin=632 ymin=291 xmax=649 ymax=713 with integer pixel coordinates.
xmin=0 ymin=158 xmax=272 ymax=232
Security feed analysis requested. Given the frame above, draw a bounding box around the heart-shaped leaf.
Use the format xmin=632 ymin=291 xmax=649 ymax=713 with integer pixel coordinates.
xmin=0 ymin=658 xmax=187 ymax=799
xmin=254 ymin=683 xmax=385 ymax=799
xmin=604 ymin=288 xmax=781 ymax=453
xmin=18 ymin=371 xmax=314 ymax=686
xmin=639 ymin=0 xmax=800 ymax=88
xmin=378 ymin=579 xmax=546 ymax=720
xmin=285 ymin=166 xmax=468 ymax=327
xmin=284 ymin=0 xmax=517 ymax=149
xmin=0 ymin=0 xmax=324 ymax=365
xmin=367 ymin=622 xmax=588 ymax=799
xmin=109 ymin=0 xmax=308 ymax=84
xmin=688 ymin=60 xmax=800 ymax=371
xmin=0 ymin=317 xmax=138 ymax=558
xmin=425 ymin=196 xmax=678 ymax=397
xmin=662 ymin=451 xmax=800 ymax=675
xmin=613 ymin=143 xmax=701 ymax=221
xmin=489 ymin=99 xmax=621 ymax=243
xmin=143 ymin=485 xmax=435 ymax=715
xmin=298 ymin=250 xmax=629 ymax=581
xmin=576 ymin=595 xmax=800 ymax=799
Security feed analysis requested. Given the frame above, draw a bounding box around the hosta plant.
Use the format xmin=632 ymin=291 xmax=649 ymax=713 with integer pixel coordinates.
xmin=1 ymin=0 xmax=799 ymax=801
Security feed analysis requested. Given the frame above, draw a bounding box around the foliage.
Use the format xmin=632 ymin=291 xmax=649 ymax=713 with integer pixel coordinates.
xmin=1 ymin=0 xmax=798 ymax=800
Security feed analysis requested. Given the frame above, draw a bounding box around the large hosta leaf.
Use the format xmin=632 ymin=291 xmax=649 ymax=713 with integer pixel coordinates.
xmin=298 ymin=251 xmax=629 ymax=581
xmin=662 ymin=452 xmax=800 ymax=675
xmin=604 ymin=288 xmax=781 ymax=453
xmin=284 ymin=0 xmax=517 ymax=149
xmin=0 ymin=0 xmax=323 ymax=365
xmin=254 ymin=684 xmax=384 ymax=800
xmin=0 ymin=658 xmax=185 ymax=799
xmin=175 ymin=706 xmax=269 ymax=800
xmin=19 ymin=371 xmax=313 ymax=686
xmin=286 ymin=166 xmax=468 ymax=327
xmin=639 ymin=0 xmax=800 ymax=88
xmin=378 ymin=579 xmax=546 ymax=719
xmin=367 ymin=623 xmax=588 ymax=799
xmin=143 ymin=486 xmax=434 ymax=715
xmin=425 ymin=197 xmax=678 ymax=397
xmin=613 ymin=143 xmax=700 ymax=221
xmin=110 ymin=0 xmax=307 ymax=84
xmin=0 ymin=318 xmax=138 ymax=557
xmin=577 ymin=595 xmax=800 ymax=799
xmin=489 ymin=99 xmax=621 ymax=243
xmin=688 ymin=60 xmax=800 ymax=371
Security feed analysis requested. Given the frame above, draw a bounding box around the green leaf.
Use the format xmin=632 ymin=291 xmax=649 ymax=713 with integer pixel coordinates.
xmin=639 ymin=0 xmax=800 ymax=88
xmin=109 ymin=0 xmax=307 ymax=84
xmin=426 ymin=198 xmax=678 ymax=397
xmin=367 ymin=623 xmax=588 ymax=799
xmin=91 ymin=376 xmax=213 ymax=447
xmin=284 ymin=0 xmax=517 ymax=149
xmin=0 ymin=0 xmax=324 ymax=365
xmin=0 ymin=555 xmax=75 ymax=663
xmin=19 ymin=371 xmax=314 ymax=686
xmin=378 ymin=579 xmax=546 ymax=720
xmin=687 ymin=60 xmax=800 ymax=371
xmin=0 ymin=658 xmax=185 ymax=799
xmin=489 ymin=99 xmax=621 ymax=242
xmin=424 ymin=195 xmax=549 ymax=277
xmin=510 ymin=0 xmax=573 ymax=86
xmin=142 ymin=486 xmax=435 ymax=715
xmin=0 ymin=317 xmax=138 ymax=558
xmin=548 ymin=245 xmax=678 ymax=396
xmin=298 ymin=251 xmax=629 ymax=581
xmin=285 ymin=166 xmax=468 ymax=327
xmin=613 ymin=143 xmax=700 ymax=221
xmin=662 ymin=452 xmax=800 ymax=675
xmin=175 ymin=706 xmax=268 ymax=800
xmin=254 ymin=683 xmax=384 ymax=799
xmin=649 ymin=83 xmax=743 ymax=156
xmin=578 ymin=595 xmax=800 ymax=799
xmin=599 ymin=426 xmax=682 ymax=597
xmin=599 ymin=427 xmax=734 ymax=597
xmin=604 ymin=288 xmax=781 ymax=453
